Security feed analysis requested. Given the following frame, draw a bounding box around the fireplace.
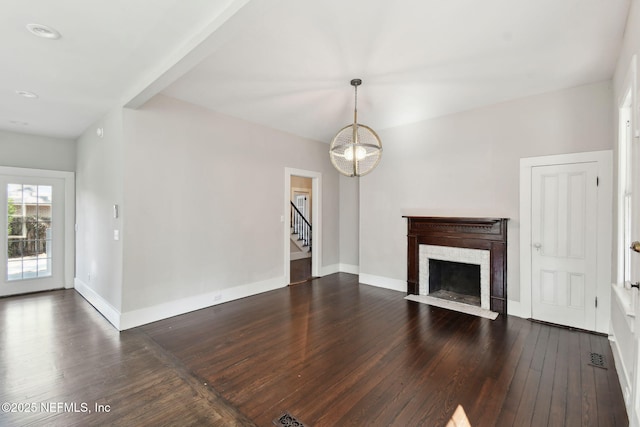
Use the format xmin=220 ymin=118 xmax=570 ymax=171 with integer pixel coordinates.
xmin=420 ymin=244 xmax=490 ymax=309
xmin=429 ymin=260 xmax=480 ymax=299
xmin=405 ymin=217 xmax=508 ymax=314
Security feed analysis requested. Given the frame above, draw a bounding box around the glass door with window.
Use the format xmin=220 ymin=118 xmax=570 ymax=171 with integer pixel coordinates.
xmin=0 ymin=176 xmax=65 ymax=296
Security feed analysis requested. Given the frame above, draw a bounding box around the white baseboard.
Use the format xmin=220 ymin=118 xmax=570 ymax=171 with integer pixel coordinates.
xmin=119 ymin=276 xmax=286 ymax=330
xmin=507 ymin=299 xmax=528 ymax=318
xmin=609 ymin=334 xmax=632 ymax=418
xmin=339 ymin=264 xmax=359 ymax=275
xmin=74 ymin=278 xmax=122 ymax=330
xmin=320 ymin=264 xmax=340 ymax=276
xmin=319 ymin=263 xmax=359 ymax=276
xmin=358 ymin=273 xmax=406 ymax=293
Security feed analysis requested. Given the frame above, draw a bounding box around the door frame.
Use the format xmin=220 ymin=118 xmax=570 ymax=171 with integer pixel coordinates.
xmin=519 ymin=150 xmax=612 ymax=333
xmin=284 ymin=168 xmax=321 ymax=285
xmin=0 ymin=166 xmax=75 ymax=291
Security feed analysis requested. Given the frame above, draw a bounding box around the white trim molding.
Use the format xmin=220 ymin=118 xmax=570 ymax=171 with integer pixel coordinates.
xmin=75 ymin=278 xmax=121 ymax=329
xmin=359 ymin=273 xmax=406 ymax=293
xmin=506 ymin=299 xmax=526 ymax=318
xmin=318 ymin=264 xmax=358 ymax=276
xmin=119 ymin=276 xmax=285 ymax=330
xmin=77 ymin=274 xmax=287 ymax=331
xmin=339 ymin=264 xmax=359 ymax=275
xmin=284 ymin=168 xmax=322 ymax=284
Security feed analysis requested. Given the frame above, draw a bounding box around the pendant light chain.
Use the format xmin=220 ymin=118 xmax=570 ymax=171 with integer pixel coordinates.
xmin=351 ymin=81 xmax=358 ymax=174
xmin=353 ymin=83 xmax=358 ymax=126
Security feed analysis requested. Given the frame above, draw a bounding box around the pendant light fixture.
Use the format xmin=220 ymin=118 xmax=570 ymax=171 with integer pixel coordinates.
xmin=329 ymin=79 xmax=382 ymax=177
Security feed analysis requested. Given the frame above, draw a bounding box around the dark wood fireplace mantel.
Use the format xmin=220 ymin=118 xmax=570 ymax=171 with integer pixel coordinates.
xmin=404 ymin=216 xmax=509 ymax=314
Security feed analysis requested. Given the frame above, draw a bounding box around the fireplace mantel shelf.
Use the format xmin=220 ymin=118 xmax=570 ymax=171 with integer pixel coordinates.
xmin=404 ymin=216 xmax=509 ymax=314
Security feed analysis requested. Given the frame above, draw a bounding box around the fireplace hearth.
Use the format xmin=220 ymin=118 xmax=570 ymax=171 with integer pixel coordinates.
xmin=404 ymin=216 xmax=509 ymax=314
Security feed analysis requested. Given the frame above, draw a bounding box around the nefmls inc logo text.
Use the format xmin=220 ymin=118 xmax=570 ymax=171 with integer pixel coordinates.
xmin=43 ymin=402 xmax=90 ymax=413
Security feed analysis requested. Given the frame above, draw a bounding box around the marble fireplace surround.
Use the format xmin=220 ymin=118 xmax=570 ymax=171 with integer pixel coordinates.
xmin=404 ymin=216 xmax=509 ymax=314
xmin=419 ymin=245 xmax=490 ymax=310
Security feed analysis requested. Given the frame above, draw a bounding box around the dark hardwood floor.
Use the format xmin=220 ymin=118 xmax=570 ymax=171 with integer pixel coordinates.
xmin=0 ymin=290 xmax=254 ymax=427
xmin=0 ymin=273 xmax=628 ymax=426
xmin=290 ymin=257 xmax=312 ymax=284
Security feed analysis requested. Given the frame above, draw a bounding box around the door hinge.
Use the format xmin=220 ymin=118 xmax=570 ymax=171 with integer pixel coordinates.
xmin=596 ymin=176 xmax=599 ymax=186
xmin=595 ymin=297 xmax=598 ymax=308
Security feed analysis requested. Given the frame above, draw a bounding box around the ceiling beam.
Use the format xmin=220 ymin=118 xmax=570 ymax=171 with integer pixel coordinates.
xmin=123 ymin=0 xmax=280 ymax=109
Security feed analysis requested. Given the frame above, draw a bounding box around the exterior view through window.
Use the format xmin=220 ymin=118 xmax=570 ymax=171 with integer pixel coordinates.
xmin=7 ymin=183 xmax=53 ymax=281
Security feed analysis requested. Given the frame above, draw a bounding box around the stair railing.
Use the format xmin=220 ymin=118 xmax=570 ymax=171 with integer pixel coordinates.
xmin=290 ymin=201 xmax=312 ymax=249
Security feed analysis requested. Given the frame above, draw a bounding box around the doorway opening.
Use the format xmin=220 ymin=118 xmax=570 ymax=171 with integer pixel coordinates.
xmin=290 ymin=176 xmax=312 ymax=284
xmin=284 ymin=168 xmax=321 ymax=286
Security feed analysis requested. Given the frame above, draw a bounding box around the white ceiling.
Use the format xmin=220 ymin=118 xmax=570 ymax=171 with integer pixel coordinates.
xmin=1 ymin=0 xmax=631 ymax=142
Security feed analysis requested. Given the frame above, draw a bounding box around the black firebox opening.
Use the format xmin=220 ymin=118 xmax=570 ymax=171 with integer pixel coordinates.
xmin=429 ymin=259 xmax=480 ymax=298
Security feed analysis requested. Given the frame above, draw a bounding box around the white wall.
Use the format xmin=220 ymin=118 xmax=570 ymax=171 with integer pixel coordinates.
xmin=339 ymin=174 xmax=359 ymax=272
xmin=614 ymin=1 xmax=640 ymax=96
xmin=119 ymin=94 xmax=341 ymax=315
xmin=359 ymin=80 xmax=614 ymax=301
xmin=75 ymin=108 xmax=124 ymax=315
xmin=0 ymin=130 xmax=76 ymax=171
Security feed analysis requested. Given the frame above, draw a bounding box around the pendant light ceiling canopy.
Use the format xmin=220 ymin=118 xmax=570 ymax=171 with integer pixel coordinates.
xmin=329 ymin=79 xmax=382 ymax=177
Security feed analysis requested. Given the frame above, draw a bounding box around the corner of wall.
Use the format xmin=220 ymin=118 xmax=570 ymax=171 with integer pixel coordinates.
xmin=75 ymin=106 xmax=126 ymax=316
xmin=74 ymin=278 xmax=121 ymax=330
xmin=119 ymin=275 xmax=285 ymax=330
xmin=358 ymin=273 xmax=406 ymax=293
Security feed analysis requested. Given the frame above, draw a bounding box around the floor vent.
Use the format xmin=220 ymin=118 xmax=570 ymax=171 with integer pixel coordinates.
xmin=273 ymin=412 xmax=307 ymax=427
xmin=589 ymin=352 xmax=607 ymax=369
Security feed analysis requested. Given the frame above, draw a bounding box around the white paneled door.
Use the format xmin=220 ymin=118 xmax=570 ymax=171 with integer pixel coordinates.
xmin=0 ymin=175 xmax=65 ymax=296
xmin=531 ymin=162 xmax=598 ymax=330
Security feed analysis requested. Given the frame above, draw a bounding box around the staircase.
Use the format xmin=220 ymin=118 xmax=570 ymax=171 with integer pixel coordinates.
xmin=291 ymin=201 xmax=311 ymax=260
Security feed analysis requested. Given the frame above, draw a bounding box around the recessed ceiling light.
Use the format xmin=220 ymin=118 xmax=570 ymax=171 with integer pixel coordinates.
xmin=16 ymin=90 xmax=39 ymax=99
xmin=26 ymin=23 xmax=61 ymax=40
